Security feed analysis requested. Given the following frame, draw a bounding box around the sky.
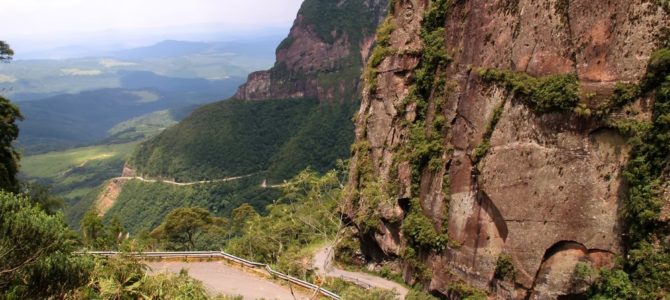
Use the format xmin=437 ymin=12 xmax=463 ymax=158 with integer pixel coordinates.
xmin=0 ymin=0 xmax=304 ymax=57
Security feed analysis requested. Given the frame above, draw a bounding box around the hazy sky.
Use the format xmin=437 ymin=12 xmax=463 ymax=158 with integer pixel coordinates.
xmin=2 ymin=0 xmax=303 ymax=35
xmin=1 ymin=0 xmax=304 ymax=56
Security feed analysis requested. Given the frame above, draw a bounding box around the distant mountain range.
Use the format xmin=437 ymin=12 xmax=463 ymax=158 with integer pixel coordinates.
xmin=111 ymin=40 xmax=280 ymax=60
xmin=17 ymin=71 xmax=244 ymax=154
xmin=0 ymin=39 xmax=278 ymax=99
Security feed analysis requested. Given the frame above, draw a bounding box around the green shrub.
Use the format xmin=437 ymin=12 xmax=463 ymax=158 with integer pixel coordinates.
xmin=611 ymin=82 xmax=642 ymax=108
xmin=533 ymin=73 xmax=580 ymax=112
xmin=401 ymin=198 xmax=448 ymax=251
xmin=471 ymin=140 xmax=491 ymax=165
xmin=447 ymin=281 xmax=487 ymax=300
xmin=479 ymin=69 xmax=580 ymax=113
xmin=617 ymin=46 xmax=670 ymax=298
xmin=494 ymin=253 xmax=516 ymax=281
xmin=406 ymin=122 xmax=446 ymax=173
xmin=405 ymin=289 xmax=439 ymax=300
xmin=370 ymin=47 xmax=396 ymax=68
xmin=276 ymin=36 xmax=294 ymax=51
xmin=341 ymin=287 xmax=398 ymax=300
xmin=470 ymin=101 xmax=506 ymax=165
xmin=298 ymin=0 xmax=382 ymax=46
xmin=589 ymin=269 xmax=633 ymax=300
xmin=574 ymin=103 xmax=593 ymax=117
xmin=0 ymin=192 xmax=93 ymax=298
xmin=643 ymin=48 xmax=670 ymax=91
xmin=225 ymin=169 xmax=344 ymax=274
xmin=624 ymin=242 xmax=670 ymax=298
xmin=321 ymin=277 xmax=364 ymax=295
xmin=368 ymin=15 xmax=396 ymax=68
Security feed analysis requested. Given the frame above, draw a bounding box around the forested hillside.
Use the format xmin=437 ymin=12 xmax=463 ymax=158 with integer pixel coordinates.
xmin=128 ymin=0 xmax=388 ymax=184
xmin=101 ymin=0 xmax=389 ymax=233
xmin=130 ymin=98 xmax=319 ymax=181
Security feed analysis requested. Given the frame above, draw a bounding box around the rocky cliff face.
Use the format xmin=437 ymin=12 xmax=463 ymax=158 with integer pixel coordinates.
xmin=235 ymin=0 xmax=387 ymax=102
xmin=344 ymin=0 xmax=669 ymax=298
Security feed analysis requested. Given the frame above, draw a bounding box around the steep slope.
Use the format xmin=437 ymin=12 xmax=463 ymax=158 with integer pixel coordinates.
xmin=129 ymin=98 xmax=319 ymax=181
xmin=344 ymin=0 xmax=669 ymax=298
xmin=129 ymin=0 xmax=388 ymax=184
xmin=105 ymin=0 xmax=388 ymax=231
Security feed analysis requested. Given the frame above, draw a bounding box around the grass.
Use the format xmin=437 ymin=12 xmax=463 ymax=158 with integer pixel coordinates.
xmin=105 ymin=110 xmax=179 ymax=143
xmin=20 ymin=142 xmax=138 ymax=227
xmin=21 ymin=142 xmax=136 ymax=179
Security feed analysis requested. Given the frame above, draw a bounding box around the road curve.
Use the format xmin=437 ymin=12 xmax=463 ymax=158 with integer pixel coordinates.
xmin=313 ymin=245 xmax=409 ymax=299
xmin=147 ymin=261 xmax=313 ymax=300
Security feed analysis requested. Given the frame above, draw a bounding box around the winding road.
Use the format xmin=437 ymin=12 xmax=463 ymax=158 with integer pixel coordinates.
xmin=94 ymin=246 xmax=408 ymax=299
xmin=97 ymin=173 xmax=260 ymax=216
xmin=112 ymin=173 xmax=257 ymax=186
xmin=313 ymin=245 xmax=409 ymax=299
xmin=147 ymin=261 xmax=313 ymax=300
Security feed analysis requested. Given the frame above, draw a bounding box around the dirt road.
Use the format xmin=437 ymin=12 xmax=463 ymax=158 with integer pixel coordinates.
xmin=147 ymin=261 xmax=313 ymax=300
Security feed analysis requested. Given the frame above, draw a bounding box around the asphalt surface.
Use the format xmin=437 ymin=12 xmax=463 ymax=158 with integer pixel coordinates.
xmin=147 ymin=261 xmax=313 ymax=300
xmin=313 ymin=245 xmax=409 ymax=299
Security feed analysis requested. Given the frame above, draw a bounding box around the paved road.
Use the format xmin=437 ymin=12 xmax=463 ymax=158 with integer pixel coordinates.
xmin=313 ymin=245 xmax=409 ymax=299
xmin=147 ymin=261 xmax=313 ymax=300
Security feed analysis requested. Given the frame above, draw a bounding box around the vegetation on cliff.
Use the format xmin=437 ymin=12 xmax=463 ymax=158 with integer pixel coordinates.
xmin=351 ymin=0 xmax=457 ymax=288
xmin=614 ymin=46 xmax=670 ymax=299
xmin=478 ymin=69 xmax=580 ymax=113
xmin=299 ymin=0 xmax=383 ymax=46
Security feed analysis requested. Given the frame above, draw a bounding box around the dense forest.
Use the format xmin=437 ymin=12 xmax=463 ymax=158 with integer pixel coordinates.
xmin=128 ymin=75 xmax=361 ymax=185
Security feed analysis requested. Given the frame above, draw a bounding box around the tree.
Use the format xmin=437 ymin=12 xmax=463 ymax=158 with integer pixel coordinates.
xmin=0 ymin=192 xmax=91 ymax=297
xmin=0 ymin=41 xmax=23 ymax=193
xmin=226 ymin=168 xmax=346 ymax=274
xmin=231 ymin=203 xmax=259 ymax=235
xmin=20 ymin=182 xmax=64 ymax=215
xmin=107 ymin=215 xmax=125 ymax=249
xmin=81 ymin=209 xmax=105 ymax=248
xmin=153 ymin=207 xmax=226 ymax=250
xmin=0 ymin=41 xmax=13 ymax=61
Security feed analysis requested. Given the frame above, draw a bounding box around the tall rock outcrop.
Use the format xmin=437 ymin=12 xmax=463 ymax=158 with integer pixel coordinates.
xmin=235 ymin=0 xmax=387 ymax=102
xmin=344 ymin=0 xmax=670 ymax=298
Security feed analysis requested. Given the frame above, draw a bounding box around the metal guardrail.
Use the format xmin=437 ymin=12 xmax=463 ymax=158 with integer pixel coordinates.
xmin=86 ymin=251 xmax=341 ymax=300
xmin=337 ymin=274 xmax=373 ymax=290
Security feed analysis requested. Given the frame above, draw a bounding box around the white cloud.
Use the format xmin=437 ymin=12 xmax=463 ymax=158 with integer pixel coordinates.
xmin=61 ymin=68 xmax=103 ymax=76
xmin=99 ymin=59 xmax=136 ymax=68
xmin=0 ymin=75 xmax=17 ymax=83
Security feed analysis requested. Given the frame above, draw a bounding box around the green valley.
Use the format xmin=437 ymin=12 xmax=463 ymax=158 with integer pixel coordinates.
xmin=20 ymin=142 xmax=137 ymax=225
